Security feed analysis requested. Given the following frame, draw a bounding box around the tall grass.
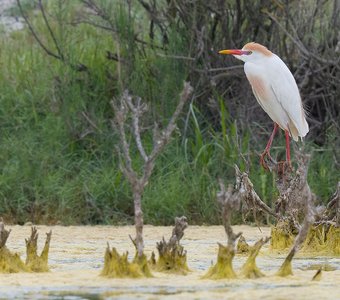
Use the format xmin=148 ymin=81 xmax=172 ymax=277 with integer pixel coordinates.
xmin=0 ymin=1 xmax=337 ymax=225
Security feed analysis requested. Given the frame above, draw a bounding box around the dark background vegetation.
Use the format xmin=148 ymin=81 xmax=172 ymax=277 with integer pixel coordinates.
xmin=0 ymin=0 xmax=339 ymax=225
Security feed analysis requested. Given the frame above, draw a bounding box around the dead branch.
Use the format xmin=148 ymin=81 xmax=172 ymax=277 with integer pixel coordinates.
xmin=17 ymin=0 xmax=87 ymax=72
xmin=112 ymin=82 xmax=193 ymax=258
xmin=234 ymin=165 xmax=278 ymax=220
xmin=38 ymin=0 xmax=64 ymax=61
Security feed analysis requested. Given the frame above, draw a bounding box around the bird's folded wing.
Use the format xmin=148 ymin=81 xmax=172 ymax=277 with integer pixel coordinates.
xmin=269 ymin=70 xmax=309 ymax=138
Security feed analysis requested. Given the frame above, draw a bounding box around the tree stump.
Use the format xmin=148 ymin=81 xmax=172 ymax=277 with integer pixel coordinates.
xmin=240 ymin=237 xmax=270 ymax=278
xmin=101 ymin=242 xmax=152 ymax=278
xmin=203 ymin=243 xmax=237 ymax=279
xmin=0 ymin=220 xmax=51 ymax=273
xmin=153 ymin=216 xmax=189 ymax=274
xmin=0 ymin=219 xmax=27 ymax=273
xmin=25 ymin=227 xmax=52 ymax=272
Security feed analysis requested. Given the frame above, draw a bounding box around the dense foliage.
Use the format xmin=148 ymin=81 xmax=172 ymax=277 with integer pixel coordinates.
xmin=0 ymin=0 xmax=338 ymax=225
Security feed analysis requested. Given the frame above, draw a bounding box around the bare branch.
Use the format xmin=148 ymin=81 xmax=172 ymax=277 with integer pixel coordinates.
xmin=111 ymin=97 xmax=134 ymax=177
xmin=38 ymin=0 xmax=64 ymax=61
xmin=124 ymin=96 xmax=149 ymax=162
xmin=17 ymin=0 xmax=61 ymax=60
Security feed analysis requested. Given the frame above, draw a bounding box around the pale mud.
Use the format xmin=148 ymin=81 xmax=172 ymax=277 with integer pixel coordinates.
xmin=0 ymin=225 xmax=339 ymax=299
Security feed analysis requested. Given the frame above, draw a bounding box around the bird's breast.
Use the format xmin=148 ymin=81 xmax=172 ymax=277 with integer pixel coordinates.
xmin=246 ymin=75 xmax=268 ymax=100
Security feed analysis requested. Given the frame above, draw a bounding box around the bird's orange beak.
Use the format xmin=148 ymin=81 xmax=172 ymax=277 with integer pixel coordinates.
xmin=219 ymin=49 xmax=252 ymax=55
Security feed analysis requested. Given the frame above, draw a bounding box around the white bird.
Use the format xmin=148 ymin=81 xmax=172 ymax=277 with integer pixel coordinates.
xmin=219 ymin=42 xmax=309 ymax=170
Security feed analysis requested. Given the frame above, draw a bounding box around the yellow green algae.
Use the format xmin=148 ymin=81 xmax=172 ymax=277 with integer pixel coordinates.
xmin=0 ymin=223 xmax=51 ymax=273
xmin=0 ymin=247 xmax=28 ymax=273
xmin=101 ymin=244 xmax=152 ymax=278
xmin=271 ymin=223 xmax=340 ymax=256
xmin=0 ymin=219 xmax=27 ymax=273
xmin=202 ymin=243 xmax=237 ymax=279
xmin=239 ymin=237 xmax=270 ymax=279
xmin=270 ymin=220 xmax=296 ymax=251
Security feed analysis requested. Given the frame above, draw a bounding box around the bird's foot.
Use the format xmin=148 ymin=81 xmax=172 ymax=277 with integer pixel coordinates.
xmin=260 ymin=150 xmax=272 ymax=171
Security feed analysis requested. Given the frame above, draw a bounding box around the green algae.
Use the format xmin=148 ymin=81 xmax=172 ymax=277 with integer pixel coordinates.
xmin=271 ymin=223 xmax=340 ymax=256
xmin=202 ymin=243 xmax=237 ymax=279
xmin=101 ymin=244 xmax=152 ymax=278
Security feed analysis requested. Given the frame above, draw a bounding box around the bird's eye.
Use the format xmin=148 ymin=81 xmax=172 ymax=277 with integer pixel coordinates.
xmin=247 ymin=51 xmax=253 ymax=55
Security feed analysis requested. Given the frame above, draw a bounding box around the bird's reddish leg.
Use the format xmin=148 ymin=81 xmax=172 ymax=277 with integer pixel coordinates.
xmin=285 ymin=130 xmax=291 ymax=167
xmin=260 ymin=123 xmax=279 ymax=169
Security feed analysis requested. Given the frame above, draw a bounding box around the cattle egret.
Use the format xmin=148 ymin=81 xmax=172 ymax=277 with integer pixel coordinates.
xmin=219 ymin=42 xmax=309 ymax=170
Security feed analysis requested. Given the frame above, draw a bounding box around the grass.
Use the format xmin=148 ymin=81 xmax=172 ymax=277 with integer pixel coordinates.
xmin=0 ymin=0 xmax=338 ymax=225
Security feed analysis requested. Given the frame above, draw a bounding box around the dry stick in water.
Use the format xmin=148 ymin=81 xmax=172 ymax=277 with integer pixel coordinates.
xmin=112 ymin=82 xmax=193 ymax=259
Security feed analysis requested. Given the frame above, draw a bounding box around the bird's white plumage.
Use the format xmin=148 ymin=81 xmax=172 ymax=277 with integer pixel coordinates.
xmin=243 ymin=54 xmax=309 ymax=141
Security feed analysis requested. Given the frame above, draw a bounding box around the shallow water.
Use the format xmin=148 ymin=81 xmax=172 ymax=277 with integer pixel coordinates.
xmin=0 ymin=225 xmax=339 ymax=299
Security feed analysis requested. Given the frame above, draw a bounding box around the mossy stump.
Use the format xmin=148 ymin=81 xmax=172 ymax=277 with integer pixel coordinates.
xmin=0 ymin=221 xmax=51 ymax=273
xmin=152 ymin=216 xmax=189 ymax=275
xmin=153 ymin=242 xmax=189 ymax=275
xmin=271 ymin=222 xmax=340 ymax=256
xmin=276 ymin=250 xmax=294 ymax=277
xmin=0 ymin=247 xmax=28 ymax=273
xmin=239 ymin=237 xmax=270 ymax=279
xmin=301 ymin=224 xmax=340 ymax=255
xmin=325 ymin=225 xmax=340 ymax=255
xmin=101 ymin=244 xmax=152 ymax=278
xmin=25 ymin=227 xmax=52 ymax=272
xmin=203 ymin=243 xmax=237 ymax=279
xmin=0 ymin=219 xmax=27 ymax=273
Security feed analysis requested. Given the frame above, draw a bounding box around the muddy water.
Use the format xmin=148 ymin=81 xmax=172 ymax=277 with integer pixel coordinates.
xmin=0 ymin=225 xmax=339 ymax=299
